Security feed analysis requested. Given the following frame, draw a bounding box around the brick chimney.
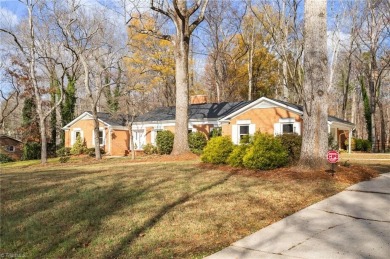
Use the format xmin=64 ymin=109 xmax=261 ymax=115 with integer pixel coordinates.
xmin=190 ymin=95 xmax=208 ymax=104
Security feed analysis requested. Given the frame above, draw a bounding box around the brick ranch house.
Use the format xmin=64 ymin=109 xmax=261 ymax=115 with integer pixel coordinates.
xmin=0 ymin=135 xmax=23 ymax=160
xmin=63 ymin=96 xmax=355 ymax=156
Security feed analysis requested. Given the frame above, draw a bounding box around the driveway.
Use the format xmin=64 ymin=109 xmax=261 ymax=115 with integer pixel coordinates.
xmin=206 ymin=173 xmax=390 ymax=259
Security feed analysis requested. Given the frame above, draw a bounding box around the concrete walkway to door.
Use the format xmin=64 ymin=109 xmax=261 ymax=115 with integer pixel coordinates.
xmin=206 ymin=173 xmax=390 ymax=259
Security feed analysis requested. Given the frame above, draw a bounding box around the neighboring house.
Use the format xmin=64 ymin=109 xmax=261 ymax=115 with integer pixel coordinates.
xmin=62 ymin=112 xmax=130 ymax=156
xmin=0 ymin=135 xmax=23 ymax=160
xmin=63 ymin=96 xmax=355 ymax=156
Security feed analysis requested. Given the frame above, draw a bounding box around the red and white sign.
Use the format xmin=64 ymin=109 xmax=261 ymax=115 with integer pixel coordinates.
xmin=327 ymin=150 xmax=339 ymax=164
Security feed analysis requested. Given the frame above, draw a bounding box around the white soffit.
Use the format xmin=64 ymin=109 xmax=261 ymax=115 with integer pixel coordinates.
xmin=252 ymin=101 xmax=278 ymax=109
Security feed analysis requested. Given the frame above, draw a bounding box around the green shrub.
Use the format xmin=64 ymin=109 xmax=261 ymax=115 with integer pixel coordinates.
xmin=227 ymin=144 xmax=249 ymax=167
xmin=201 ymin=136 xmax=233 ymax=164
xmin=156 ymin=130 xmax=174 ymax=155
xmin=143 ymin=143 xmax=158 ymax=155
xmin=86 ymin=147 xmax=106 ymax=157
xmin=354 ymin=138 xmax=371 ymax=152
xmin=0 ymin=153 xmax=14 ymax=163
xmin=243 ymin=133 xmax=288 ymax=170
xmin=56 ymin=147 xmax=71 ymax=157
xmin=209 ymin=127 xmax=222 ymax=138
xmin=328 ymin=134 xmax=338 ymax=150
xmin=70 ymin=135 xmax=88 ymax=155
xmin=22 ymin=142 xmax=41 ymax=160
xmin=276 ymin=134 xmax=302 ymax=164
xmin=188 ymin=132 xmax=208 ymax=154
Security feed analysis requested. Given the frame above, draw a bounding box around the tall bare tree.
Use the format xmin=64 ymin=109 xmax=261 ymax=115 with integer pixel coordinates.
xmin=299 ymin=0 xmax=329 ymax=169
xmin=0 ymin=0 xmax=64 ymax=163
xmin=149 ymin=0 xmax=209 ymax=155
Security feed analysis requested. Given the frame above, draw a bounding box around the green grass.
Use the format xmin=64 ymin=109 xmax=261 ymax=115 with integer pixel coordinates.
xmin=0 ymin=158 xmax=363 ymax=258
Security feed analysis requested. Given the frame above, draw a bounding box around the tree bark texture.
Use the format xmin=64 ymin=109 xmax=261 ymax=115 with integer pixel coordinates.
xmin=299 ymin=0 xmax=329 ymax=169
xmin=171 ymin=21 xmax=191 ymax=155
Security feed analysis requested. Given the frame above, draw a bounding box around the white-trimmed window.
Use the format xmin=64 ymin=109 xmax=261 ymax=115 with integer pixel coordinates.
xmin=92 ymin=128 xmax=105 ymax=146
xmin=151 ymin=129 xmax=163 ymax=145
xmin=239 ymin=125 xmax=250 ymax=141
xmin=132 ymin=129 xmax=146 ymax=150
xmin=274 ymin=118 xmax=301 ymax=136
xmin=6 ymin=146 xmax=15 ymax=152
xmin=232 ymin=120 xmax=256 ymax=144
xmin=71 ymin=128 xmax=83 ymax=145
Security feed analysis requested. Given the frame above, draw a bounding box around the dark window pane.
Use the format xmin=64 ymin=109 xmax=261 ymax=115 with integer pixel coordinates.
xmin=240 ymin=125 xmax=249 ymax=135
xmin=283 ymin=124 xmax=294 ymax=133
xmin=99 ymin=130 xmax=103 ymax=145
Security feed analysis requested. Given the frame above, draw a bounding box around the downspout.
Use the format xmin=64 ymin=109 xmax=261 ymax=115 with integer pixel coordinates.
xmin=108 ymin=126 xmax=112 ymax=156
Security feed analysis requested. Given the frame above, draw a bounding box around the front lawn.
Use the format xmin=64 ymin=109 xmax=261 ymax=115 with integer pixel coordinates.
xmin=0 ymin=157 xmax=378 ymax=258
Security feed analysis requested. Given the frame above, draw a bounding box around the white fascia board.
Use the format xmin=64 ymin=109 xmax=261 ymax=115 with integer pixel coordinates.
xmin=220 ymin=97 xmax=303 ymax=122
xmin=133 ymin=119 xmax=219 ymax=128
xmin=62 ymin=111 xmax=91 ymax=130
xmin=62 ymin=111 xmax=111 ymax=130
xmin=328 ymin=121 xmax=355 ymax=130
xmin=109 ymin=126 xmax=128 ymax=130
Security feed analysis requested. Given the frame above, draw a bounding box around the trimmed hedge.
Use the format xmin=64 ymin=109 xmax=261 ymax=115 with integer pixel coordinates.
xmin=156 ymin=130 xmax=174 ymax=155
xmin=143 ymin=143 xmax=158 ymax=155
xmin=201 ymin=136 xmax=233 ymax=164
xmin=354 ymin=138 xmax=371 ymax=152
xmin=188 ymin=132 xmax=208 ymax=154
xmin=227 ymin=144 xmax=249 ymax=167
xmin=276 ymin=134 xmax=302 ymax=164
xmin=243 ymin=133 xmax=288 ymax=170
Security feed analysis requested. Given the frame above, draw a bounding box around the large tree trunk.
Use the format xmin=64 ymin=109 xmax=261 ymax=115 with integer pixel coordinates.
xmin=299 ymin=0 xmax=329 ymax=169
xmin=171 ymin=34 xmax=190 ymax=155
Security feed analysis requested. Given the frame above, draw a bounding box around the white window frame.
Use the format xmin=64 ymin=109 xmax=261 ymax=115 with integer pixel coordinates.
xmin=275 ymin=118 xmax=301 ymax=135
xmin=92 ymin=128 xmax=105 ymax=147
xmin=239 ymin=125 xmax=250 ymax=141
xmin=132 ymin=129 xmax=146 ymax=150
xmin=71 ymin=128 xmax=83 ymax=145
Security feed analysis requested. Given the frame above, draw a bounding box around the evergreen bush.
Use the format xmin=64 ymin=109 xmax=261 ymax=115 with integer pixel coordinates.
xmin=276 ymin=134 xmax=302 ymax=164
xmin=143 ymin=143 xmax=158 ymax=155
xmin=354 ymin=138 xmax=371 ymax=152
xmin=0 ymin=153 xmax=14 ymax=163
xmin=188 ymin=132 xmax=208 ymax=154
xmin=201 ymin=136 xmax=233 ymax=164
xmin=227 ymin=144 xmax=249 ymax=167
xmin=86 ymin=147 xmax=106 ymax=157
xmin=156 ymin=130 xmax=174 ymax=155
xmin=70 ymin=135 xmax=88 ymax=155
xmin=22 ymin=142 xmax=41 ymax=160
xmin=243 ymin=133 xmax=288 ymax=170
xmin=209 ymin=127 xmax=222 ymax=138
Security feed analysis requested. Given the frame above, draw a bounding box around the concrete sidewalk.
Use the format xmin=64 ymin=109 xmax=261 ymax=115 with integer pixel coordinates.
xmin=206 ymin=173 xmax=390 ymax=259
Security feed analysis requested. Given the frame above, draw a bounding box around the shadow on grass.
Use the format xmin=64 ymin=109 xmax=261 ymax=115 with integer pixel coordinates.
xmin=1 ymin=167 xmax=175 ymax=258
xmin=104 ymin=171 xmax=237 ymax=258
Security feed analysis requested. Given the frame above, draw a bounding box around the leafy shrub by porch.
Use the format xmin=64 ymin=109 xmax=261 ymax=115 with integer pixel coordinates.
xmin=70 ymin=135 xmax=88 ymax=155
xmin=143 ymin=143 xmax=158 ymax=155
xmin=354 ymin=138 xmax=371 ymax=152
xmin=22 ymin=142 xmax=41 ymax=160
xmin=276 ymin=134 xmax=302 ymax=164
xmin=188 ymin=132 xmax=208 ymax=154
xmin=156 ymin=130 xmax=174 ymax=155
xmin=0 ymin=153 xmax=14 ymax=163
xmin=243 ymin=133 xmax=288 ymax=170
xmin=201 ymin=136 xmax=233 ymax=164
xmin=227 ymin=144 xmax=249 ymax=167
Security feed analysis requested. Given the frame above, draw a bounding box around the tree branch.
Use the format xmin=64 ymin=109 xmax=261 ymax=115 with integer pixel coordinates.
xmin=189 ymin=0 xmax=209 ymax=34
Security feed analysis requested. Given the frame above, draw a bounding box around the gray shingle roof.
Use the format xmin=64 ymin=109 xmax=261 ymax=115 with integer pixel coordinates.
xmin=270 ymin=99 xmax=354 ymax=126
xmin=91 ymin=98 xmax=354 ymax=127
xmin=134 ymin=101 xmax=253 ymax=122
